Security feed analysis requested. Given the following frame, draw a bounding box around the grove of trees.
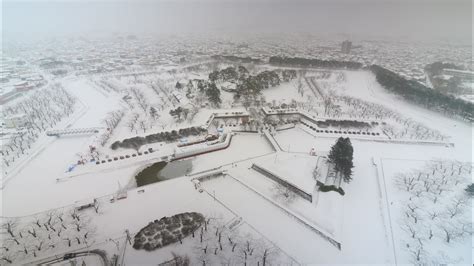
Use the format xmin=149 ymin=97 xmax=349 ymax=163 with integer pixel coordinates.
xmin=203 ymin=66 xmax=297 ymax=109
xmin=206 ymin=82 xmax=222 ymax=107
xmin=210 ymin=55 xmax=262 ymax=64
xmin=133 ymin=212 xmax=205 ymax=251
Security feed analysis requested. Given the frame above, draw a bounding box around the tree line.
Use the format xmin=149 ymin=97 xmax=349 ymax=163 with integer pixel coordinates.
xmin=317 ymin=119 xmax=372 ymax=129
xmin=111 ymin=126 xmax=207 ymax=150
xmin=269 ymin=56 xmax=363 ymax=69
xmin=370 ymin=65 xmax=473 ymax=121
xmin=211 ymin=55 xmax=262 ymax=64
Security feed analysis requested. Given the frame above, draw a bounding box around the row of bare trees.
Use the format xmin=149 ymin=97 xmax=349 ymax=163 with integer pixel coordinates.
xmin=297 ymin=73 xmax=446 ymax=142
xmin=97 ymin=110 xmax=125 ymax=147
xmin=96 ymin=79 xmax=123 ymax=94
xmin=2 ymin=84 xmax=77 ymax=172
xmin=1 ymin=204 xmax=99 ymax=264
xmin=190 ymin=217 xmax=283 ymax=266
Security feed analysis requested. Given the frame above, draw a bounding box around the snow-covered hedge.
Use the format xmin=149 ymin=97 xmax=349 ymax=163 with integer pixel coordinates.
xmin=111 ymin=127 xmax=207 ymax=150
xmin=133 ymin=212 xmax=204 ymax=251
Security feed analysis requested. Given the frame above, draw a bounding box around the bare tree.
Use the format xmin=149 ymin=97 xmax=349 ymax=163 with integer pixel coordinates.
xmin=395 ymin=173 xmax=417 ymax=192
xmin=93 ymin=201 xmax=100 ymax=214
xmin=1 ymin=219 xmax=19 ymax=239
xmin=445 ymin=196 xmax=467 ymax=219
xmin=272 ymin=183 xmax=297 ymax=203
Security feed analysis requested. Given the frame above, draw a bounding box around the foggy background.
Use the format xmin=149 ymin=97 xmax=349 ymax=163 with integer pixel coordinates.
xmin=2 ymin=0 xmax=473 ymax=43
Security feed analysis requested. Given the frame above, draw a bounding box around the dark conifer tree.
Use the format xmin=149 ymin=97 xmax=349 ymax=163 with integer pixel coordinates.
xmin=328 ymin=137 xmax=354 ymax=182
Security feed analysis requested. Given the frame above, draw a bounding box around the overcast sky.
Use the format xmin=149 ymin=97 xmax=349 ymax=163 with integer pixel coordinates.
xmin=2 ymin=0 xmax=472 ymax=43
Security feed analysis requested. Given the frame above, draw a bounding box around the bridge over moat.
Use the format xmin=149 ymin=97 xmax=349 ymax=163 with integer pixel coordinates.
xmin=46 ymin=127 xmax=103 ymax=137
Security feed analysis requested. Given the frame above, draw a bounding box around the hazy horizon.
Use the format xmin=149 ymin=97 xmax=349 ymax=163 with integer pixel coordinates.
xmin=2 ymin=0 xmax=472 ymax=44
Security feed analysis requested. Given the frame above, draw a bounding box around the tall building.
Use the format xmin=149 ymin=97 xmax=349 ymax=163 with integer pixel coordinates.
xmin=341 ymin=40 xmax=352 ymax=54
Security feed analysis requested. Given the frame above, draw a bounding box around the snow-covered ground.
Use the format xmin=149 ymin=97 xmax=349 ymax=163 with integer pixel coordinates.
xmin=261 ymin=80 xmax=308 ymax=104
xmin=381 ymin=159 xmax=472 ymax=264
xmin=2 ymin=78 xmax=125 ymax=216
xmin=1 ymin=66 xmax=472 ymax=265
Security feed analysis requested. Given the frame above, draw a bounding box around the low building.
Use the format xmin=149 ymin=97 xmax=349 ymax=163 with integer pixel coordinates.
xmin=14 ymin=81 xmax=35 ymax=92
xmin=4 ymin=113 xmax=28 ymax=128
xmin=0 ymin=86 xmax=19 ymax=104
xmin=443 ymin=69 xmax=474 ymax=80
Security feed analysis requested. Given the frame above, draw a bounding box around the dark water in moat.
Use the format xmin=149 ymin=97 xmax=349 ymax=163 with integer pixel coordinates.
xmin=135 ymin=159 xmax=193 ymax=187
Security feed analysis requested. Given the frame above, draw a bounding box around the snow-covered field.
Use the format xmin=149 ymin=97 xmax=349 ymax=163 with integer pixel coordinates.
xmin=1 ymin=65 xmax=472 ymax=265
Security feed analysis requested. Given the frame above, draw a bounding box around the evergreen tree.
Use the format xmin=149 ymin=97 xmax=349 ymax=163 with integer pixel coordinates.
xmin=150 ymin=106 xmax=158 ymax=120
xmin=221 ymin=67 xmax=238 ymax=81
xmin=186 ymin=80 xmax=194 ymax=96
xmin=282 ymin=69 xmax=297 ymax=82
xmin=206 ymin=82 xmax=222 ymax=107
xmin=328 ymin=137 xmax=354 ymax=182
xmin=197 ymin=80 xmax=208 ymax=92
xmin=465 ymin=184 xmax=474 ymax=197
xmin=169 ymin=107 xmax=183 ymax=119
xmin=238 ymin=65 xmax=249 ymax=79
xmin=209 ymin=71 xmax=220 ymax=82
